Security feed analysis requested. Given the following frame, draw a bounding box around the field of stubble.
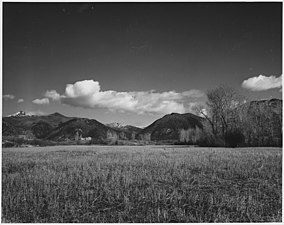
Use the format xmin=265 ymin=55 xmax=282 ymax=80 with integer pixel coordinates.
xmin=2 ymin=145 xmax=282 ymax=222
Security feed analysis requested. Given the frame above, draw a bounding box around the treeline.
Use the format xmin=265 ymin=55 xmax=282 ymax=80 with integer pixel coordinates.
xmin=194 ymin=86 xmax=282 ymax=147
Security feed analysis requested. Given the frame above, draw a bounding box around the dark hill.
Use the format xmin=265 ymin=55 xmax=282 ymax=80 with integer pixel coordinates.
xmin=2 ymin=120 xmax=19 ymax=136
xmin=41 ymin=112 xmax=72 ymax=127
xmin=2 ymin=112 xmax=72 ymax=138
xmin=45 ymin=117 xmax=118 ymax=143
xmin=139 ymin=113 xmax=205 ymax=142
xmin=31 ymin=121 xmax=53 ymax=139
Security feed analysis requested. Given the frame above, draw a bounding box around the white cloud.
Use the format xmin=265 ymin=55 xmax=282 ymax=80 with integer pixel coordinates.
xmin=17 ymin=99 xmax=24 ymax=103
xmin=181 ymin=90 xmax=205 ymax=98
xmin=32 ymin=98 xmax=50 ymax=105
xmin=65 ymin=80 xmax=100 ymax=98
xmin=3 ymin=94 xmax=15 ymax=100
xmin=44 ymin=90 xmax=61 ymax=101
xmin=242 ymin=74 xmax=282 ymax=91
xmin=45 ymin=79 xmax=205 ymax=115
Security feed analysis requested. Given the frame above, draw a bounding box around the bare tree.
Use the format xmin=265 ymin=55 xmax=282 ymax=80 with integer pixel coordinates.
xmin=193 ymin=103 xmax=217 ymax=135
xmin=205 ymin=85 xmax=246 ymax=139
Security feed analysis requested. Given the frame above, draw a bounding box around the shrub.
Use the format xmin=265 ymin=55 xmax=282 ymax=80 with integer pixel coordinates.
xmin=225 ymin=130 xmax=245 ymax=148
xmin=196 ymin=133 xmax=224 ymax=147
xmin=3 ymin=137 xmax=26 ymax=147
xmin=2 ymin=141 xmax=15 ymax=148
xmin=27 ymin=139 xmax=57 ymax=147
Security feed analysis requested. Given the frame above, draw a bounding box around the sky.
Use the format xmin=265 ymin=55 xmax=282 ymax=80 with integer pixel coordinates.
xmin=3 ymin=2 xmax=282 ymax=127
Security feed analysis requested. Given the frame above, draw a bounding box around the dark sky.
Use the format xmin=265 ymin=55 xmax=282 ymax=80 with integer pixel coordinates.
xmin=3 ymin=3 xmax=282 ymax=126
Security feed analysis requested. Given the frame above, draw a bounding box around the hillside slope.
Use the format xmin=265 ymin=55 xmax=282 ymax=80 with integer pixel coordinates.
xmin=45 ymin=117 xmax=125 ymax=144
xmin=139 ymin=113 xmax=205 ymax=143
xmin=2 ymin=112 xmax=72 ymax=138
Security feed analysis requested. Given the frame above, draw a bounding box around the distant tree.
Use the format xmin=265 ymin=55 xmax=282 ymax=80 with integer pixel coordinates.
xmin=241 ymin=99 xmax=282 ymax=147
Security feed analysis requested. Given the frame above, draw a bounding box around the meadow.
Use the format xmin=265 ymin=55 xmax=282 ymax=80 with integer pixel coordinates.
xmin=2 ymin=145 xmax=282 ymax=222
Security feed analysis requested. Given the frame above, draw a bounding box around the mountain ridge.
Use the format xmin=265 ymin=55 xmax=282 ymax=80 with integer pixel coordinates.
xmin=2 ymin=98 xmax=282 ymax=146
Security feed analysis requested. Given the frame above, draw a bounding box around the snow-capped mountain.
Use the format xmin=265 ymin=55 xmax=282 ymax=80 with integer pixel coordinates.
xmin=8 ymin=111 xmax=28 ymax=117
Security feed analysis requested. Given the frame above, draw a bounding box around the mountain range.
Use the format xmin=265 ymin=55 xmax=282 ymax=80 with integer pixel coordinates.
xmin=3 ymin=110 xmax=203 ymax=145
xmin=2 ymin=98 xmax=282 ymax=147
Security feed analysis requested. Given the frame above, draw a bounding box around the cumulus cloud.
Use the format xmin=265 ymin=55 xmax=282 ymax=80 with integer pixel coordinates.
xmin=44 ymin=80 xmax=205 ymax=115
xmin=32 ymin=98 xmax=49 ymax=105
xmin=17 ymin=99 xmax=24 ymax=103
xmin=242 ymin=74 xmax=282 ymax=91
xmin=44 ymin=90 xmax=61 ymax=101
xmin=3 ymin=94 xmax=15 ymax=100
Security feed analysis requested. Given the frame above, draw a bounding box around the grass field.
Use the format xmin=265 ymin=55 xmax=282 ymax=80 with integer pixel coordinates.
xmin=2 ymin=145 xmax=282 ymax=222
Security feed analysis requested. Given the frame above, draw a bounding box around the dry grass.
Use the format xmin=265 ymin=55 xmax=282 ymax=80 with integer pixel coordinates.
xmin=2 ymin=146 xmax=282 ymax=222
